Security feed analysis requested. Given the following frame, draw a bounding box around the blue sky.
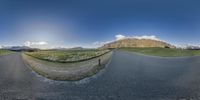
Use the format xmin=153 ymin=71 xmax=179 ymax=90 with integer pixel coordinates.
xmin=0 ymin=0 xmax=200 ymax=48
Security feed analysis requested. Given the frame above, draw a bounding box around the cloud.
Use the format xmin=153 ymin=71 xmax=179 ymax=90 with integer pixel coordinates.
xmin=131 ymin=35 xmax=161 ymax=41
xmin=24 ymin=41 xmax=48 ymax=47
xmin=115 ymin=34 xmax=126 ymax=40
xmin=115 ymin=34 xmax=162 ymax=41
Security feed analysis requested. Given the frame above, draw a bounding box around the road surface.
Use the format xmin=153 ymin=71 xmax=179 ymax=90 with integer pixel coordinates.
xmin=1 ymin=51 xmax=200 ymax=100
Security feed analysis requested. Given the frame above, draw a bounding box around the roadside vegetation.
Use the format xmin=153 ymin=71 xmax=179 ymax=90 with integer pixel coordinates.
xmin=25 ymin=49 xmax=110 ymax=63
xmin=120 ymin=47 xmax=200 ymax=57
xmin=23 ymin=49 xmax=113 ymax=81
xmin=0 ymin=50 xmax=14 ymax=55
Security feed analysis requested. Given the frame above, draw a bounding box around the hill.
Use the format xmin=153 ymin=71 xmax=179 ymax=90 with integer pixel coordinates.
xmin=101 ymin=38 xmax=175 ymax=49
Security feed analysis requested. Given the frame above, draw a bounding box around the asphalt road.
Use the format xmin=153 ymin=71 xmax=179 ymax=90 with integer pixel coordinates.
xmin=1 ymin=51 xmax=200 ymax=100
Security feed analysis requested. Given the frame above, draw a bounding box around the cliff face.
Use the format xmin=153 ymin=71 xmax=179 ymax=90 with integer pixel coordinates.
xmin=101 ymin=38 xmax=175 ymax=49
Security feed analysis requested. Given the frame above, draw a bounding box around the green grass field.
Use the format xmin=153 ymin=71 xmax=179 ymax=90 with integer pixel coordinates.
xmin=0 ymin=50 xmax=14 ymax=55
xmin=120 ymin=47 xmax=200 ymax=57
xmin=26 ymin=49 xmax=110 ymax=62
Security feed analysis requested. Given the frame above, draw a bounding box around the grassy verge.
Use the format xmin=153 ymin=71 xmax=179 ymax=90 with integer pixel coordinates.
xmin=119 ymin=47 xmax=200 ymax=57
xmin=22 ymin=51 xmax=113 ymax=81
xmin=0 ymin=50 xmax=14 ymax=56
xmin=25 ymin=49 xmax=110 ymax=63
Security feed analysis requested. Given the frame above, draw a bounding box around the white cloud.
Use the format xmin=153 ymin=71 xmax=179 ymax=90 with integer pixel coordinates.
xmin=115 ymin=34 xmax=162 ymax=41
xmin=131 ymin=35 xmax=161 ymax=41
xmin=24 ymin=41 xmax=48 ymax=47
xmin=115 ymin=34 xmax=126 ymax=40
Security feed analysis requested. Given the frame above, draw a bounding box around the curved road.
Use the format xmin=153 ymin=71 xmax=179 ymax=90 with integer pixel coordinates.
xmin=1 ymin=51 xmax=200 ymax=100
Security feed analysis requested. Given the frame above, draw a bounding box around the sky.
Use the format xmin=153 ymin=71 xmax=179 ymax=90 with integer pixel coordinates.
xmin=0 ymin=0 xmax=200 ymax=48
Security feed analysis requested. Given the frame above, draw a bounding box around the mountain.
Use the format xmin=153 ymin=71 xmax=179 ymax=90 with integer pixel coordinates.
xmin=51 ymin=47 xmax=90 ymax=51
xmin=2 ymin=46 xmax=38 ymax=51
xmin=100 ymin=38 xmax=175 ymax=49
xmin=68 ymin=47 xmax=85 ymax=50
